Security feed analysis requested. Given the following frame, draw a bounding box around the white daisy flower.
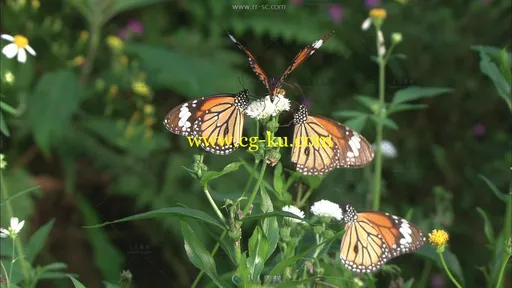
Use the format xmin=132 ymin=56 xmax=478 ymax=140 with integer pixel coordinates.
xmin=310 ymin=200 xmax=343 ymax=221
xmin=245 ymin=94 xmax=290 ymax=120
xmin=372 ymin=140 xmax=397 ymax=158
xmin=0 ymin=217 xmax=25 ymax=238
xmin=1 ymin=34 xmax=36 ymax=63
xmin=361 ymin=17 xmax=372 ymax=31
xmin=282 ymin=205 xmax=305 ymax=223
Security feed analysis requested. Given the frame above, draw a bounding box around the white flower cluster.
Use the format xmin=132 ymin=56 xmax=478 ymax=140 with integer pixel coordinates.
xmin=281 ymin=205 xmax=305 ymax=223
xmin=310 ymin=200 xmax=343 ymax=221
xmin=245 ymin=94 xmax=290 ymax=120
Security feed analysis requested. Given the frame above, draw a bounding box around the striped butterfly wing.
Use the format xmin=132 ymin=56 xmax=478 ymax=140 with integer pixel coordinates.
xmin=311 ymin=115 xmax=374 ymax=168
xmin=291 ymin=106 xmax=341 ymax=175
xmin=226 ymin=33 xmax=271 ymax=93
xmin=273 ymin=31 xmax=334 ymax=96
xmin=340 ymin=205 xmax=426 ymax=273
xmin=164 ymin=90 xmax=249 ymax=155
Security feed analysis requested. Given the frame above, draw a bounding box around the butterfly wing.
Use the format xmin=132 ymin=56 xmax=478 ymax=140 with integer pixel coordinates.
xmin=272 ymin=31 xmax=334 ymax=95
xmin=227 ymin=33 xmax=271 ymax=92
xmin=310 ymin=115 xmax=374 ymax=168
xmin=164 ymin=91 xmax=249 ymax=155
xmin=291 ymin=116 xmax=341 ymax=175
xmin=340 ymin=209 xmax=425 ymax=273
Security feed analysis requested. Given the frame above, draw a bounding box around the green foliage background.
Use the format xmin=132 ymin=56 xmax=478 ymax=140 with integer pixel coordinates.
xmin=0 ymin=0 xmax=510 ymax=287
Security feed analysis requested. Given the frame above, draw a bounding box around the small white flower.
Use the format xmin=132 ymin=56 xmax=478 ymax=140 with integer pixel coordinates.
xmin=361 ymin=18 xmax=372 ymax=31
xmin=245 ymin=94 xmax=290 ymax=120
xmin=372 ymin=140 xmax=397 ymax=158
xmin=1 ymin=34 xmax=36 ymax=63
xmin=0 ymin=217 xmax=25 ymax=238
xmin=310 ymin=200 xmax=343 ymax=221
xmin=282 ymin=205 xmax=305 ymax=223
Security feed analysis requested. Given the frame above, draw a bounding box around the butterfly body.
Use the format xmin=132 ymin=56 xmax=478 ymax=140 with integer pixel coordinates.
xmin=291 ymin=105 xmax=374 ymax=175
xmin=227 ymin=31 xmax=333 ymax=100
xmin=340 ymin=205 xmax=425 ymax=273
xmin=164 ymin=90 xmax=249 ymax=155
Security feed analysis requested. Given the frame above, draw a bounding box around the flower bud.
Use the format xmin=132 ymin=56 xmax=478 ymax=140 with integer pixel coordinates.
xmin=392 ymin=32 xmax=403 ymax=44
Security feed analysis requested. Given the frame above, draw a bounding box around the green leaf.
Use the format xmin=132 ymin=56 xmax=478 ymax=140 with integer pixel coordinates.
xmin=247 ymin=226 xmax=269 ymax=281
xmin=181 ymin=221 xmax=229 ymax=288
xmin=344 ymin=115 xmax=368 ymax=133
xmin=273 ymin=163 xmax=284 ymax=197
xmin=210 ymin=232 xmax=237 ymax=265
xmin=27 ymin=71 xmax=84 ymax=153
xmin=476 ymin=207 xmax=495 ymax=246
xmin=125 ymin=43 xmax=254 ymax=98
xmin=499 ymin=48 xmax=512 ymax=85
xmin=103 ymin=281 xmax=121 ymax=288
xmin=0 ymin=186 xmax=40 ymax=207
xmin=471 ymin=45 xmax=512 ymax=66
xmin=68 ymin=275 xmax=87 ymax=288
xmin=417 ymin=245 xmax=465 ymax=286
xmin=83 ymin=117 xmax=170 ymax=158
xmin=478 ymin=49 xmax=512 ymax=109
xmin=387 ymin=103 xmax=428 ymax=115
xmin=40 ymin=272 xmax=77 ymax=280
xmin=391 ymin=86 xmax=452 ymax=105
xmin=478 ymin=175 xmax=507 ymax=203
xmin=260 ymin=186 xmax=279 ymax=260
xmin=402 ymin=278 xmax=415 ymax=288
xmin=25 ymin=219 xmax=56 ymax=263
xmin=0 ymin=110 xmax=10 ymax=137
xmin=41 ymin=262 xmax=68 ymax=271
xmin=232 ymin=252 xmax=251 ymax=287
xmin=85 ymin=207 xmax=226 ymax=230
xmin=243 ymin=211 xmax=308 ymax=224
xmin=354 ymin=95 xmax=379 ymax=111
xmin=109 ymin=0 xmax=167 ymax=19
xmin=77 ymin=197 xmax=124 ymax=282
xmin=200 ymin=162 xmax=243 ymax=187
xmin=370 ymin=116 xmax=399 ymax=130
xmin=332 ymin=110 xmax=367 ymax=118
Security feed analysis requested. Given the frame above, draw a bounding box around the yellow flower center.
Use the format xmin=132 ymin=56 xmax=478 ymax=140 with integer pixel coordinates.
xmin=428 ymin=229 xmax=449 ymax=248
xmin=370 ymin=8 xmax=387 ymax=19
xmin=107 ymin=35 xmax=123 ymax=50
xmin=13 ymin=35 xmax=29 ymax=48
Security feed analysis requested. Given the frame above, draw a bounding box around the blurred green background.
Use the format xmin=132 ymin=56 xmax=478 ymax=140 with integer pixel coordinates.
xmin=0 ymin=0 xmax=510 ymax=287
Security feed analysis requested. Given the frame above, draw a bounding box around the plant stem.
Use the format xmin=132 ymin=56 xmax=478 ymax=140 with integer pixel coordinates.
xmin=0 ymin=262 xmax=9 ymax=288
xmin=203 ymin=186 xmax=226 ymax=223
xmin=297 ymin=187 xmax=313 ymax=208
xmin=0 ymin=171 xmax=30 ymax=283
xmin=496 ymin=251 xmax=510 ymax=288
xmin=496 ymin=193 xmax=512 ymax=288
xmin=80 ymin=23 xmax=101 ymax=84
xmin=371 ymin=28 xmax=386 ymax=211
xmin=9 ymin=240 xmax=14 ymax=288
xmin=242 ymin=160 xmax=267 ymax=216
xmin=417 ymin=261 xmax=432 ymax=288
xmin=439 ymin=251 xmax=462 ymax=288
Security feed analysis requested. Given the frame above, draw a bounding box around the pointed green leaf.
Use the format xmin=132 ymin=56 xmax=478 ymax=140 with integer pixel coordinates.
xmin=27 ymin=71 xmax=84 ymax=153
xmin=499 ymin=48 xmax=512 ymax=85
xmin=243 ymin=211 xmax=308 ymax=224
xmin=41 ymin=262 xmax=68 ymax=271
xmin=387 ymin=103 xmax=428 ymax=115
xmin=181 ymin=221 xmax=229 ymax=288
xmin=68 ymin=275 xmax=87 ymax=288
xmin=476 ymin=207 xmax=495 ymax=246
xmin=370 ymin=116 xmax=399 ymax=130
xmin=233 ymin=252 xmax=250 ymax=287
xmin=25 ymin=219 xmax=56 ymax=263
xmin=247 ymin=226 xmax=269 ymax=281
xmin=402 ymin=278 xmax=415 ymax=288
xmin=200 ymin=162 xmax=243 ymax=187
xmin=273 ymin=163 xmax=284 ymax=197
xmin=41 ymin=272 xmax=77 ymax=280
xmin=391 ymin=86 xmax=452 ymax=105
xmin=478 ymin=49 xmax=511 ymax=109
xmin=478 ymin=175 xmax=507 ymax=203
xmin=84 ymin=207 xmax=226 ymax=230
xmin=260 ymin=186 xmax=279 ymax=260
xmin=0 ymin=111 xmax=10 ymax=137
xmin=344 ymin=115 xmax=368 ymax=133
xmin=354 ymin=95 xmax=379 ymax=111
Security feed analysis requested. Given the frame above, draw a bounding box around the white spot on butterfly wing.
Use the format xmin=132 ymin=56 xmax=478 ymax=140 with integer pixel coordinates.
xmin=312 ymin=39 xmax=323 ymax=49
xmin=348 ymin=134 xmax=362 ymax=156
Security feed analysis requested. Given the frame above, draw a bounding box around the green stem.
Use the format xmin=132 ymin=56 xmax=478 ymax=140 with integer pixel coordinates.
xmin=417 ymin=261 xmax=432 ymax=288
xmin=312 ymin=224 xmax=325 ymax=258
xmin=371 ymin=28 xmax=386 ymax=211
xmin=1 ymin=171 xmax=30 ymax=283
xmin=439 ymin=251 xmax=462 ymax=288
xmin=9 ymin=239 xmax=14 ymax=288
xmin=297 ymin=187 xmax=313 ymax=208
xmin=496 ymin=193 xmax=511 ymax=288
xmin=80 ymin=23 xmax=101 ymax=84
xmin=242 ymin=160 xmax=267 ymax=216
xmin=0 ymin=262 xmax=9 ymax=288
xmin=203 ymin=186 xmax=226 ymax=223
xmin=496 ymin=252 xmax=510 ymax=288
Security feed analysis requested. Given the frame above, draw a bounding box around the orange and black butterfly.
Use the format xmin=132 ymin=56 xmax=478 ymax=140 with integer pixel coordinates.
xmin=291 ymin=104 xmax=374 ymax=175
xmin=163 ymin=90 xmax=249 ymax=155
xmin=340 ymin=204 xmax=425 ymax=273
xmin=227 ymin=31 xmax=333 ymax=100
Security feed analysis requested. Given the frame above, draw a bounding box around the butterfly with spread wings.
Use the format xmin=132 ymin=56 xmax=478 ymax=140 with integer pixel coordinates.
xmin=339 ymin=204 xmax=425 ymax=273
xmin=290 ymin=104 xmax=374 ymax=175
xmin=163 ymin=90 xmax=249 ymax=155
xmin=227 ymin=31 xmax=333 ymax=100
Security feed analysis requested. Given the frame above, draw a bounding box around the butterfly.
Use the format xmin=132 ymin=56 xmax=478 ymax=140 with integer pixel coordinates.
xmin=339 ymin=204 xmax=426 ymax=273
xmin=290 ymin=104 xmax=374 ymax=175
xmin=227 ymin=31 xmax=333 ymax=100
xmin=163 ymin=90 xmax=249 ymax=155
